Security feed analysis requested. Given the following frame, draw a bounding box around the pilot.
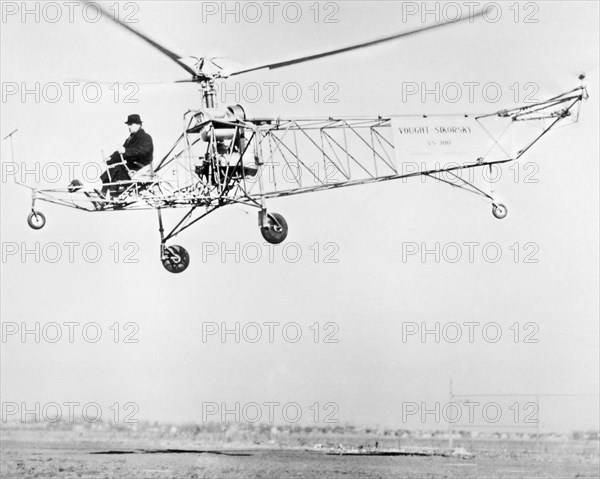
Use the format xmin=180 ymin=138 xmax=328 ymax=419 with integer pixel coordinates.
xmin=99 ymin=114 xmax=154 ymax=196
xmin=70 ymin=114 xmax=154 ymax=197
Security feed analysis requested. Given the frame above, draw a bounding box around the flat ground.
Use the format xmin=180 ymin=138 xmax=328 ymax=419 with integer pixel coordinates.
xmin=1 ymin=429 xmax=598 ymax=478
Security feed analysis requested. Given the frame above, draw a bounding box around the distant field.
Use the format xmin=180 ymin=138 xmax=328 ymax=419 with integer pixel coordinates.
xmin=1 ymin=424 xmax=598 ymax=478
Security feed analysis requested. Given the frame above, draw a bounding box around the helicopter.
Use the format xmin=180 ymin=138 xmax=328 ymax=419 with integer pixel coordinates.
xmin=16 ymin=2 xmax=587 ymax=273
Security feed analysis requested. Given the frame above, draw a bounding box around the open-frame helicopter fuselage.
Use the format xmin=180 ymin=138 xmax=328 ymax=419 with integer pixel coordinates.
xmin=18 ymin=3 xmax=588 ymax=273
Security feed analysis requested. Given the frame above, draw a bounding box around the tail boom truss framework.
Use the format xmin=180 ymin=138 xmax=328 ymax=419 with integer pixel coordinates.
xmin=24 ymin=86 xmax=587 ymax=243
xmin=154 ymin=85 xmax=586 ymax=240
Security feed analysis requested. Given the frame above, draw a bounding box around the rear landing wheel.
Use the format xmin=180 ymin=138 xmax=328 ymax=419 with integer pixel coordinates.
xmin=161 ymin=245 xmax=190 ymax=273
xmin=27 ymin=210 xmax=46 ymax=230
xmin=261 ymin=212 xmax=288 ymax=245
xmin=492 ymin=203 xmax=508 ymax=220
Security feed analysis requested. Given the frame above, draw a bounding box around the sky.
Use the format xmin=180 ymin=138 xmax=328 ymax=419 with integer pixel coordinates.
xmin=1 ymin=1 xmax=599 ymax=433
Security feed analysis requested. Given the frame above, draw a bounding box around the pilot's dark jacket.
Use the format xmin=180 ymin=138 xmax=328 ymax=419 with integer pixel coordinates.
xmin=122 ymin=128 xmax=153 ymax=170
xmin=100 ymin=128 xmax=154 ymax=193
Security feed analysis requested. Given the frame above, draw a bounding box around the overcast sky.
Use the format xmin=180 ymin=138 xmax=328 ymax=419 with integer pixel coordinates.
xmin=1 ymin=1 xmax=598 ymax=432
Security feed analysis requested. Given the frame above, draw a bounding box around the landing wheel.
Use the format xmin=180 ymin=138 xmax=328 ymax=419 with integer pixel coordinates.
xmin=261 ymin=212 xmax=288 ymax=244
xmin=161 ymin=245 xmax=190 ymax=273
xmin=27 ymin=210 xmax=46 ymax=230
xmin=492 ymin=203 xmax=508 ymax=220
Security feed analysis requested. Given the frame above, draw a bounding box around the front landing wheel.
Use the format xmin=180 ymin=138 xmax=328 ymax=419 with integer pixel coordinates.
xmin=492 ymin=203 xmax=508 ymax=220
xmin=27 ymin=210 xmax=46 ymax=230
xmin=261 ymin=213 xmax=288 ymax=245
xmin=161 ymin=245 xmax=190 ymax=273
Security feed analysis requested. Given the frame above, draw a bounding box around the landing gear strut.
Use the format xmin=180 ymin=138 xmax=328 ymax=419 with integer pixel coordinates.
xmin=157 ymin=206 xmax=190 ymax=273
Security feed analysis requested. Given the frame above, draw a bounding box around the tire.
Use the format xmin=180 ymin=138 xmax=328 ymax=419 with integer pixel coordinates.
xmin=161 ymin=245 xmax=190 ymax=273
xmin=27 ymin=211 xmax=46 ymax=230
xmin=492 ymin=203 xmax=508 ymax=220
xmin=260 ymin=213 xmax=288 ymax=245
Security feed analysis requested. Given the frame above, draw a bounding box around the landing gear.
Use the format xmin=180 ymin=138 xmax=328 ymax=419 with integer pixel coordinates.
xmin=492 ymin=203 xmax=508 ymax=220
xmin=27 ymin=210 xmax=46 ymax=230
xmin=260 ymin=212 xmax=288 ymax=244
xmin=161 ymin=245 xmax=190 ymax=273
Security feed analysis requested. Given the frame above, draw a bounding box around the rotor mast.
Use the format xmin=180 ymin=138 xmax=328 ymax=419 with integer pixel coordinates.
xmin=202 ymin=81 xmax=216 ymax=108
xmin=198 ymin=77 xmax=219 ymax=109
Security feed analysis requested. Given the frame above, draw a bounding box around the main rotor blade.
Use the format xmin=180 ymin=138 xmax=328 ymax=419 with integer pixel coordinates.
xmin=70 ymin=78 xmax=195 ymax=85
xmin=82 ymin=1 xmax=197 ymax=78
xmin=229 ymin=7 xmax=492 ymax=77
